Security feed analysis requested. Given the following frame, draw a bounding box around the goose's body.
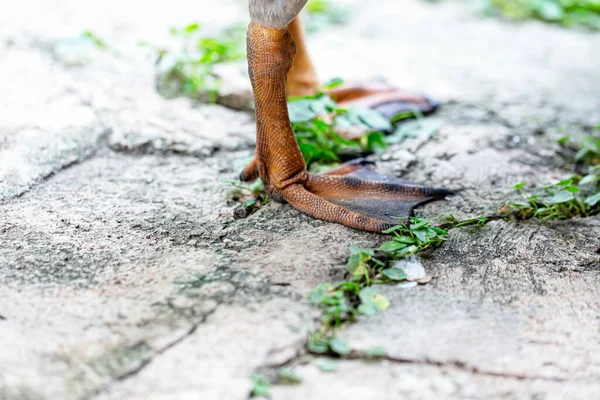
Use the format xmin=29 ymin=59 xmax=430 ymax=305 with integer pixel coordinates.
xmin=241 ymin=0 xmax=449 ymax=232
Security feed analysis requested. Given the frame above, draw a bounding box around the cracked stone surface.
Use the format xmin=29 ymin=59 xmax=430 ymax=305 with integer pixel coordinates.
xmin=1 ymin=0 xmax=599 ymax=399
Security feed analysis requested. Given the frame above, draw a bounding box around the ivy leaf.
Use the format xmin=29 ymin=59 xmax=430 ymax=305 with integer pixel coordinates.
xmin=357 ymin=287 xmax=390 ymax=315
xmin=321 ymin=77 xmax=345 ymax=90
xmin=399 ymin=245 xmax=419 ymax=256
xmin=298 ymin=142 xmax=323 ymax=164
xmin=313 ymin=358 xmax=338 ymax=372
xmin=355 ymin=108 xmax=392 ymax=131
xmin=537 ymin=0 xmax=564 ymax=21
xmin=277 ymin=368 xmax=302 ymax=384
xmin=349 ymin=246 xmax=374 ymax=256
xmin=243 ymin=199 xmax=256 ymax=208
xmin=361 ymin=131 xmax=387 ymax=153
xmin=413 ymin=228 xmax=438 ymax=243
xmin=308 ymin=94 xmax=337 ymax=115
xmin=381 ymin=267 xmax=407 ymax=281
xmin=381 ymin=225 xmax=402 ymax=234
xmin=585 ymin=192 xmax=600 ymax=206
xmin=347 ymin=254 xmax=367 ymax=276
xmin=409 ymin=218 xmax=430 ymax=230
xmin=579 ymin=174 xmax=599 ymax=185
xmin=288 ymin=99 xmax=317 ymax=122
xmin=565 ymin=185 xmax=580 ymax=193
xmin=365 ymin=346 xmax=388 ymax=358
xmin=545 ymin=191 xmax=575 ymax=204
xmin=308 ymin=336 xmax=329 ymax=354
xmin=379 ymin=240 xmax=407 ymax=252
xmin=329 ymin=337 xmax=351 ymax=356
xmin=396 ymin=236 xmax=417 ymax=244
xmin=250 ymin=374 xmax=271 ymax=397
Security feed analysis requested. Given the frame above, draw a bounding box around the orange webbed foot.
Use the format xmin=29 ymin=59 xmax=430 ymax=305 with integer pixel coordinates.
xmin=326 ymin=81 xmax=440 ymax=123
xmin=241 ymin=158 xmax=451 ymax=232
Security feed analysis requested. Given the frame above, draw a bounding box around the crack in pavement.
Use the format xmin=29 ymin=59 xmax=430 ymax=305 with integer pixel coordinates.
xmin=347 ymin=352 xmax=570 ymax=383
xmin=90 ymin=305 xmax=220 ymax=399
xmin=258 ymin=346 xmax=574 ymax=386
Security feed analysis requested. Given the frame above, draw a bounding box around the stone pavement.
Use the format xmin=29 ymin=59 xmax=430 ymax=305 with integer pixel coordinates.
xmin=1 ymin=0 xmax=599 ymax=399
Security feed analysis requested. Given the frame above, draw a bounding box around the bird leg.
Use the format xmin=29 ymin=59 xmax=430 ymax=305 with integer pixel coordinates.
xmin=286 ymin=16 xmax=439 ymax=121
xmin=286 ymin=15 xmax=320 ymax=97
xmin=243 ymin=19 xmax=450 ymax=232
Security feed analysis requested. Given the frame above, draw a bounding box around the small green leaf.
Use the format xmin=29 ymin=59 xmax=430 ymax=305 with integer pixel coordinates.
xmin=250 ymin=374 xmax=270 ymax=397
xmin=338 ymin=281 xmax=362 ymax=293
xmin=365 ymin=346 xmax=388 ymax=358
xmin=243 ymin=199 xmax=256 ymax=208
xmin=355 ymin=108 xmax=392 ymax=131
xmin=313 ymin=358 xmax=338 ymax=372
xmin=556 ymin=177 xmax=575 ymax=186
xmin=321 ymin=77 xmax=344 ymax=90
xmin=379 ymin=240 xmax=407 ymax=252
xmin=308 ymin=283 xmax=336 ymax=304
xmin=556 ymin=135 xmax=570 ymax=144
xmin=184 ymin=23 xmax=201 ymax=34
xmin=545 ymin=191 xmax=575 ymax=204
xmin=432 ymin=227 xmax=449 ymax=235
xmin=329 ymin=337 xmax=351 ymax=356
xmin=371 ymin=258 xmax=385 ymax=267
xmin=288 ymin=99 xmax=318 ymax=122
xmin=381 ymin=268 xmax=407 ymax=281
xmin=347 ymin=254 xmax=368 ymax=276
xmin=358 ymin=287 xmax=390 ymax=315
xmin=409 ymin=218 xmax=429 ymax=230
xmin=537 ymin=1 xmax=564 ymax=21
xmin=579 ymin=174 xmax=599 ymax=185
xmin=361 ymin=131 xmax=387 ymax=153
xmin=585 ymin=192 xmax=600 ymax=206
xmin=277 ymin=368 xmax=302 ymax=384
xmin=390 ymin=110 xmax=417 ymax=124
xmin=308 ymin=336 xmax=330 ymax=354
xmin=399 ymin=245 xmax=419 ymax=256
xmin=565 ymin=185 xmax=580 ymax=193
xmin=349 ymin=246 xmax=374 ymax=256
xmin=381 ymin=225 xmax=402 ymax=234
xmin=413 ymin=228 xmax=438 ymax=243
xmin=396 ymin=236 xmax=417 ymax=244
xmin=309 ymin=94 xmax=337 ymax=115
xmin=513 ymin=182 xmax=525 ymax=190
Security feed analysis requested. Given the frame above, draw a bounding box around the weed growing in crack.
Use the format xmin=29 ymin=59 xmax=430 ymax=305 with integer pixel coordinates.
xmin=276 ymin=368 xmax=303 ymax=384
xmin=502 ymin=170 xmax=600 ymax=220
xmin=288 ymin=92 xmax=389 ymax=169
xmin=306 ymin=217 xmax=449 ymax=355
xmin=500 ymin=126 xmax=600 ymax=220
xmin=557 ymin=129 xmax=600 ymax=166
xmin=245 ymin=123 xmax=599 ymax=390
xmin=250 ymin=374 xmax=271 ymax=397
xmin=441 ymin=214 xmax=490 ymax=228
xmin=220 ymin=178 xmax=269 ymax=218
xmin=151 ymin=23 xmax=245 ymax=101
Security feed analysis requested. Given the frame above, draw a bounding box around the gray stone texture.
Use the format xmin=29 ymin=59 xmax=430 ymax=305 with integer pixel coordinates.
xmin=1 ymin=0 xmax=599 ymax=399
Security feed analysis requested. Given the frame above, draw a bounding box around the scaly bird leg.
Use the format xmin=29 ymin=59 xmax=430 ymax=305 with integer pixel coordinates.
xmin=243 ymin=15 xmax=450 ymax=232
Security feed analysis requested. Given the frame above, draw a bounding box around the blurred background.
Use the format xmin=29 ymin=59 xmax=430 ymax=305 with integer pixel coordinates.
xmin=3 ymin=0 xmax=599 ymax=118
